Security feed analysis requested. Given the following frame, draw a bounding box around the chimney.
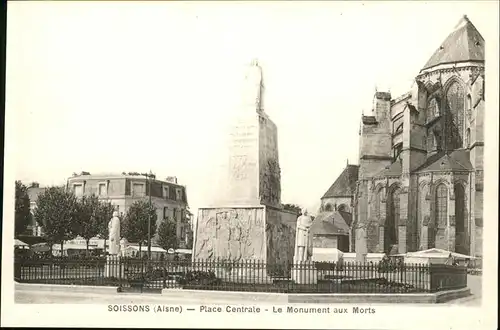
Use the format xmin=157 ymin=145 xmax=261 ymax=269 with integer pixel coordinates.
xmin=166 ymin=176 xmax=178 ymax=184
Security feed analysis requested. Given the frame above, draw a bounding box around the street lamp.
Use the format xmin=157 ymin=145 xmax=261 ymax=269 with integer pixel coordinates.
xmin=140 ymin=171 xmax=155 ymax=260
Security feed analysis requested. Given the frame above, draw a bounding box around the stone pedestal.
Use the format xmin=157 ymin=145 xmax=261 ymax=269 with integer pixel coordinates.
xmin=105 ymin=255 xmax=123 ymax=278
xmin=193 ymin=206 xmax=297 ymax=268
xmin=291 ymin=262 xmax=318 ymax=285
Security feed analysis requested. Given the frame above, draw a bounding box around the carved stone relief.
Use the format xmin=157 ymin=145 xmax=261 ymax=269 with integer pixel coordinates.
xmin=260 ymin=158 xmax=281 ymax=206
xmin=231 ymin=155 xmax=249 ymax=180
xmin=194 ymin=208 xmax=266 ymax=261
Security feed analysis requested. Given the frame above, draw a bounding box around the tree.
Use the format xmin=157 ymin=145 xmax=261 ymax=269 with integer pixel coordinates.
xmin=282 ymin=203 xmax=302 ymax=215
xmin=95 ymin=200 xmax=115 ymax=254
xmin=15 ymin=181 xmax=32 ymax=237
xmin=122 ymin=200 xmax=157 ymax=254
xmin=157 ymin=218 xmax=178 ymax=251
xmin=74 ymin=195 xmax=104 ymax=256
xmin=33 ymin=186 xmax=78 ymax=255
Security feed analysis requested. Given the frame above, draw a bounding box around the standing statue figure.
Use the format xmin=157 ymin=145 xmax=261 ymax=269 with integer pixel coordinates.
xmin=243 ymin=59 xmax=264 ymax=110
xmin=294 ymin=208 xmax=314 ymax=263
xmin=108 ymin=211 xmax=121 ymax=255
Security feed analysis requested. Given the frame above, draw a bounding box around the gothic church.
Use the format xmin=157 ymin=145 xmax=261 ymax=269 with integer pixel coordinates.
xmin=323 ymin=15 xmax=485 ymax=258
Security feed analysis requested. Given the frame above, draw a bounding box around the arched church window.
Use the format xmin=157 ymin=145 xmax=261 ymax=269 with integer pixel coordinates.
xmin=392 ymin=189 xmax=400 ymax=227
xmin=435 ymin=184 xmax=448 ymax=228
xmin=465 ymin=128 xmax=471 ymax=148
xmin=375 ymin=188 xmax=383 ymax=219
xmin=445 ymin=81 xmax=465 ymax=149
xmin=427 ymin=98 xmax=439 ymax=121
xmin=395 ymin=123 xmax=403 ymax=134
xmin=338 ymin=204 xmax=348 ymax=212
xmin=384 ymin=186 xmax=400 ymax=253
xmin=324 ymin=203 xmax=333 ymax=212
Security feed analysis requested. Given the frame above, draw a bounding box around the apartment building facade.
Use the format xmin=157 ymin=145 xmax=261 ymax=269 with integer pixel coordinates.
xmin=66 ymin=172 xmax=191 ymax=248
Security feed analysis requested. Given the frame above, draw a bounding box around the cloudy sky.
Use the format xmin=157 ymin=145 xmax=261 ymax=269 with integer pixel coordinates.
xmin=6 ymin=1 xmax=497 ymax=215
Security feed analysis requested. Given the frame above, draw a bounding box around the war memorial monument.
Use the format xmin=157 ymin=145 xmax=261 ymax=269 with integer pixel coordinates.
xmin=192 ymin=60 xmax=300 ymax=274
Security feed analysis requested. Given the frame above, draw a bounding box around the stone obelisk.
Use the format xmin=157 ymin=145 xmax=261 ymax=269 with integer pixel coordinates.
xmin=193 ymin=59 xmax=297 ymax=270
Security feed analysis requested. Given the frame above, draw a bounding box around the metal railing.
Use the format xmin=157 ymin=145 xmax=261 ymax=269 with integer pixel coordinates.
xmin=14 ymin=256 xmax=468 ymax=294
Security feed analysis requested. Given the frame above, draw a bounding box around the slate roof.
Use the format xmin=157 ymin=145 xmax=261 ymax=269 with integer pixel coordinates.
xmin=322 ymin=165 xmax=359 ymax=198
xmin=310 ymin=211 xmax=350 ymax=236
xmin=421 ymin=15 xmax=484 ymax=71
xmin=375 ymin=160 xmax=402 ymax=178
xmin=415 ymin=149 xmax=473 ymax=172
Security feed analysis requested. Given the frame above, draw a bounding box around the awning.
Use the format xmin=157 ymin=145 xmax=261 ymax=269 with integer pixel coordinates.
xmin=174 ymin=249 xmax=192 ymax=254
xmin=125 ymin=246 xmax=168 ymax=253
xmin=407 ymin=248 xmax=476 ymax=259
xmin=52 ymin=245 xmax=97 ymax=250
xmin=15 ymin=239 xmax=28 ymax=247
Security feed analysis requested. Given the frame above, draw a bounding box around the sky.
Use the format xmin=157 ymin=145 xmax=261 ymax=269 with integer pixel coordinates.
xmin=6 ymin=1 xmax=498 ymax=215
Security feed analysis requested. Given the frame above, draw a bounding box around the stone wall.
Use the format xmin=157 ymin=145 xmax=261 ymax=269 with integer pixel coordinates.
xmin=313 ymin=235 xmax=338 ymax=248
xmin=265 ymin=207 xmax=296 ymax=265
xmin=320 ymin=197 xmax=352 ymax=213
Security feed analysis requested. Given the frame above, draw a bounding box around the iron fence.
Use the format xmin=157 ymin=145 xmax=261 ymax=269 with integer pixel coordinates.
xmin=429 ymin=264 xmax=468 ymax=292
xmin=14 ymin=256 xmax=467 ymax=294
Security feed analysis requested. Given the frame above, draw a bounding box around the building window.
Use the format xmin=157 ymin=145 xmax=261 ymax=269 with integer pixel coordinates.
xmin=98 ymin=183 xmax=107 ymax=196
xmin=435 ymin=184 xmax=448 ymax=227
xmin=173 ymin=208 xmax=177 ymax=221
xmin=427 ymin=98 xmax=439 ymax=121
xmin=180 ymin=226 xmax=186 ymax=241
xmin=338 ymin=204 xmax=348 ymax=212
xmin=176 ymin=188 xmax=182 ymax=201
xmin=445 ymin=81 xmax=465 ymax=149
xmin=163 ymin=207 xmax=168 ymax=219
xmin=375 ymin=189 xmax=382 ymax=219
xmin=395 ymin=123 xmax=403 ymax=134
xmin=385 ymin=186 xmax=400 ymax=253
xmin=73 ymin=184 xmax=83 ymax=196
xmin=465 ymin=128 xmax=471 ymax=148
xmin=132 ymin=183 xmax=145 ymax=197
xmin=163 ymin=186 xmax=169 ymax=199
xmin=393 ymin=143 xmax=403 ymax=162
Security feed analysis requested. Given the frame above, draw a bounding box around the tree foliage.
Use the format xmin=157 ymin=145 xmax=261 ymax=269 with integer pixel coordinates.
xmin=34 ymin=187 xmax=79 ymax=253
xmin=122 ymin=200 xmax=157 ymax=250
xmin=157 ymin=218 xmax=178 ymax=251
xmin=73 ymin=195 xmax=115 ymax=254
xmin=282 ymin=203 xmax=302 ymax=215
xmin=96 ymin=200 xmax=115 ymax=240
xmin=15 ymin=181 xmax=32 ymax=237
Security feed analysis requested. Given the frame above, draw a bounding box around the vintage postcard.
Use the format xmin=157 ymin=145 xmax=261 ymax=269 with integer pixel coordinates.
xmin=2 ymin=1 xmax=498 ymax=329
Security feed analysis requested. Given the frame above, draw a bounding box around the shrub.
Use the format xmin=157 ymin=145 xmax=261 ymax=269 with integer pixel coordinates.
xmin=177 ymin=270 xmax=221 ymax=286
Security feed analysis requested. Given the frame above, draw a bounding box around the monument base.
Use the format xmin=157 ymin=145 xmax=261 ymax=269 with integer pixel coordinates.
xmin=193 ymin=206 xmax=297 ymax=268
xmin=291 ymin=262 xmax=318 ymax=285
xmin=105 ymin=255 xmax=122 ymax=278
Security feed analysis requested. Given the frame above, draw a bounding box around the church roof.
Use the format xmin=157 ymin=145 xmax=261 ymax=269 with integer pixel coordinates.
xmin=375 ymin=160 xmax=402 ymax=178
xmin=311 ymin=211 xmax=350 ymax=236
xmin=421 ymin=15 xmax=484 ymax=71
xmin=414 ymin=149 xmax=473 ymax=172
xmin=322 ymin=165 xmax=359 ymax=198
